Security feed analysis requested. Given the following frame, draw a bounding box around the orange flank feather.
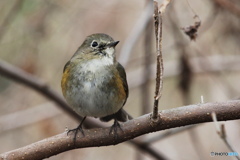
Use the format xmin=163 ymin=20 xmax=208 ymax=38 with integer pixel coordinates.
xmin=61 ymin=65 xmax=70 ymax=97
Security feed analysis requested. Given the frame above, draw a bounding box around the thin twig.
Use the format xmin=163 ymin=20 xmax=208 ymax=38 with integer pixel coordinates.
xmin=211 ymin=112 xmax=240 ymax=160
xmin=152 ymin=0 xmax=160 ymax=120
xmin=159 ymin=0 xmax=171 ymax=13
xmin=1 ymin=100 xmax=240 ymax=160
xmin=180 ymin=1 xmax=201 ymax=41
xmin=152 ymin=0 xmax=164 ymax=120
xmin=185 ymin=0 xmax=198 ymax=16
xmin=201 ymin=96 xmax=204 ymax=103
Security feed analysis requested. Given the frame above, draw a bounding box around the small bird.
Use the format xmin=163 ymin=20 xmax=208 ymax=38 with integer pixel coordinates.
xmin=61 ymin=33 xmax=129 ymax=141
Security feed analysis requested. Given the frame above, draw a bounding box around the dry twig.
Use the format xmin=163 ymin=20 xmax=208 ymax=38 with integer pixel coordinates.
xmin=211 ymin=112 xmax=240 ymax=160
xmin=152 ymin=0 xmax=170 ymax=120
xmin=181 ymin=15 xmax=201 ymax=41
xmin=181 ymin=1 xmax=201 ymax=41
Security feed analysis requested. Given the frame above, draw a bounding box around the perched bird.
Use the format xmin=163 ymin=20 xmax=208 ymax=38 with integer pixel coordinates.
xmin=61 ymin=33 xmax=129 ymax=141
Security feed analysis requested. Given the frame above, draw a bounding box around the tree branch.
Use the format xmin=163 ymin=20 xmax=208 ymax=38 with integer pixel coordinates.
xmin=1 ymin=100 xmax=240 ymax=160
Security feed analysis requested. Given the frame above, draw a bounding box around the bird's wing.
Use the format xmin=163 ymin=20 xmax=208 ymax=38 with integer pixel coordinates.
xmin=116 ymin=62 xmax=128 ymax=104
xmin=63 ymin=60 xmax=71 ymax=73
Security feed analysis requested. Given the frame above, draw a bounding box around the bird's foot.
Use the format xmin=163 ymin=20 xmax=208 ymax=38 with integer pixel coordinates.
xmin=109 ymin=119 xmax=123 ymax=139
xmin=67 ymin=116 xmax=86 ymax=146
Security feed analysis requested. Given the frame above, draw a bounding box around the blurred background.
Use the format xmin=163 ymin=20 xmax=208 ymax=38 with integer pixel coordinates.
xmin=1 ymin=0 xmax=240 ymax=159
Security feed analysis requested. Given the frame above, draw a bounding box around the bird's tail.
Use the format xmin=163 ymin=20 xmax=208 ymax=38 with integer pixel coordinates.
xmin=100 ymin=109 xmax=133 ymax=122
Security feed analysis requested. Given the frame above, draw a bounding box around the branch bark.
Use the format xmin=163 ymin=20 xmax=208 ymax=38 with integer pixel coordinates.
xmin=1 ymin=100 xmax=240 ymax=160
xmin=152 ymin=0 xmax=164 ymax=120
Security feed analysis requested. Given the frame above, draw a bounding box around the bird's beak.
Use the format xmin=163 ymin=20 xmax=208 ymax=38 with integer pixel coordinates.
xmin=107 ymin=41 xmax=119 ymax=48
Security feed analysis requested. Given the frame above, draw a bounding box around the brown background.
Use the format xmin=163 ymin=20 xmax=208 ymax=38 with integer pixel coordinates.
xmin=0 ymin=0 xmax=240 ymax=159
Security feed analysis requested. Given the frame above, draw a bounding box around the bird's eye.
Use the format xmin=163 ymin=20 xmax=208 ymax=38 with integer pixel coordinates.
xmin=91 ymin=41 xmax=98 ymax=48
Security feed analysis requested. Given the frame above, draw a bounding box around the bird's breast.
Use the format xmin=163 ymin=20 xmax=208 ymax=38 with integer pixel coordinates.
xmin=61 ymin=58 xmax=126 ymax=117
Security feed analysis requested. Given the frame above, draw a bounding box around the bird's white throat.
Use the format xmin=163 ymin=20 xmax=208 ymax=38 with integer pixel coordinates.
xmin=81 ymin=50 xmax=114 ymax=73
xmin=105 ymin=47 xmax=115 ymax=57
